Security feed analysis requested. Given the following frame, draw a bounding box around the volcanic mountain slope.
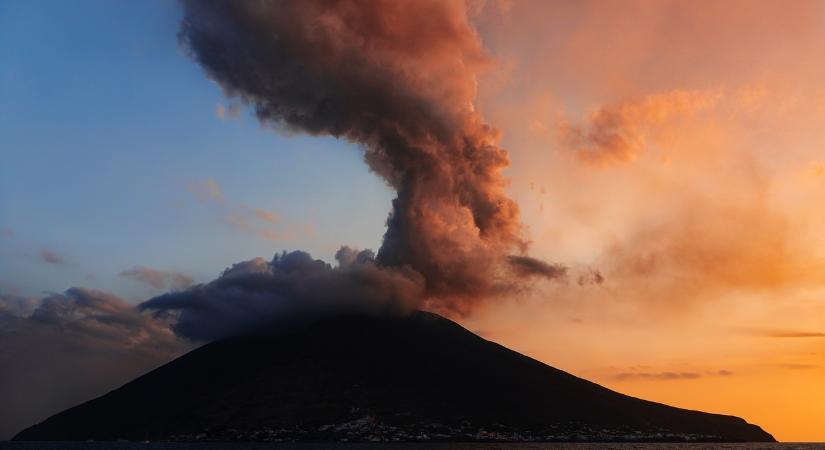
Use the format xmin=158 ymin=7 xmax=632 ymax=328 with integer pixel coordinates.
xmin=15 ymin=311 xmax=773 ymax=442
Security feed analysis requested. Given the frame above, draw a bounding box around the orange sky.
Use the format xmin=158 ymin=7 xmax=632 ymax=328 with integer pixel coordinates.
xmin=462 ymin=0 xmax=825 ymax=442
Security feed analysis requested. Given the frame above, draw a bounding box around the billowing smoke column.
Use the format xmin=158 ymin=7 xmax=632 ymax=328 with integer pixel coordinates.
xmin=142 ymin=0 xmax=561 ymax=339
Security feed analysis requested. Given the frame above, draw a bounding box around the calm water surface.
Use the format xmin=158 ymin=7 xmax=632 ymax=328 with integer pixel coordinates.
xmin=1 ymin=443 xmax=824 ymax=450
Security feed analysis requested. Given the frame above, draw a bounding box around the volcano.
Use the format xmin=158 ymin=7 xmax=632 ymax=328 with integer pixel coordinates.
xmin=14 ymin=311 xmax=773 ymax=442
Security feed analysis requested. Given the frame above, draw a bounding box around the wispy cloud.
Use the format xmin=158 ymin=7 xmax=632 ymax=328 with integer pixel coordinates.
xmin=742 ymin=328 xmax=825 ymax=338
xmin=557 ymin=89 xmax=721 ymax=165
xmin=613 ymin=369 xmax=733 ymax=381
xmin=253 ymin=208 xmax=281 ymax=224
xmin=775 ymin=363 xmax=821 ymax=370
xmin=186 ymin=180 xmax=309 ymax=244
xmin=257 ymin=227 xmax=299 ymax=243
xmin=40 ymin=250 xmax=66 ymax=265
xmin=186 ymin=179 xmax=225 ymax=205
xmin=120 ymin=266 xmax=193 ymax=291
xmin=614 ymin=371 xmax=702 ymax=381
xmin=227 ymin=206 xmax=312 ymax=244
xmin=766 ymin=331 xmax=825 ymax=338
xmin=215 ymin=103 xmax=240 ymax=120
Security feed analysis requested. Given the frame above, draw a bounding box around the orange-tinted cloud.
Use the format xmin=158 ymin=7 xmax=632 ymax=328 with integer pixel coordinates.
xmin=252 ymin=208 xmax=280 ymax=224
xmin=214 ymin=103 xmax=240 ymax=120
xmin=186 ymin=179 xmax=224 ymax=205
xmin=119 ymin=266 xmax=193 ymax=291
xmin=756 ymin=330 xmax=825 ymax=339
xmin=558 ymin=90 xmax=720 ymax=165
xmin=226 ymin=207 xmax=313 ymax=244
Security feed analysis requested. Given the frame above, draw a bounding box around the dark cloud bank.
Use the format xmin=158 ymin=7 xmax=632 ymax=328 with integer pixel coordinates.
xmin=140 ymin=248 xmax=424 ymax=342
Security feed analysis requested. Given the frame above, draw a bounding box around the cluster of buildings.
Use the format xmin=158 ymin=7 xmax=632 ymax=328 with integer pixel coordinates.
xmin=169 ymin=416 xmax=719 ymax=443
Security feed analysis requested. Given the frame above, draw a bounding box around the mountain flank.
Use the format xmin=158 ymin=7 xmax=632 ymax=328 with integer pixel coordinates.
xmin=15 ymin=311 xmax=774 ymax=442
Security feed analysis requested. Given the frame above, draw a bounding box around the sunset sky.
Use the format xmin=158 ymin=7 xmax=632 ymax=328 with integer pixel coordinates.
xmin=2 ymin=0 xmax=825 ymax=442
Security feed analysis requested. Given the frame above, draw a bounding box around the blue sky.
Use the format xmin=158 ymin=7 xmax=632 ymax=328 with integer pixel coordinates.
xmin=0 ymin=0 xmax=394 ymax=301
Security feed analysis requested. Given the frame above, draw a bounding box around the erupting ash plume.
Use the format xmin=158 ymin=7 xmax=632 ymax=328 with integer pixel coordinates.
xmin=142 ymin=0 xmax=561 ymax=338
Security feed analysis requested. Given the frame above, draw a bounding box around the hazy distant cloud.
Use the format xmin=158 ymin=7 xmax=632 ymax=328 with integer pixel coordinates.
xmin=764 ymin=331 xmax=825 ymax=338
xmin=614 ymin=369 xmax=733 ymax=381
xmin=186 ymin=178 xmax=305 ymax=245
xmin=257 ymin=228 xmax=298 ymax=242
xmin=806 ymin=161 xmax=825 ymax=179
xmin=40 ymin=250 xmax=66 ymax=265
xmin=215 ymin=103 xmax=240 ymax=120
xmin=303 ymin=222 xmax=316 ymax=237
xmin=227 ymin=207 xmax=312 ymax=244
xmin=186 ymin=179 xmax=224 ymax=205
xmin=615 ymin=371 xmax=702 ymax=381
xmin=740 ymin=328 xmax=825 ymax=338
xmin=119 ymin=266 xmax=193 ymax=291
xmin=253 ymin=208 xmax=280 ymax=224
xmin=558 ymin=89 xmax=720 ymax=165
xmin=0 ymin=227 xmax=13 ymax=238
xmin=595 ymin=192 xmax=825 ymax=309
xmin=257 ymin=223 xmax=317 ymax=243
xmin=776 ymin=363 xmax=821 ymax=370
xmin=0 ymin=288 xmax=188 ymax=439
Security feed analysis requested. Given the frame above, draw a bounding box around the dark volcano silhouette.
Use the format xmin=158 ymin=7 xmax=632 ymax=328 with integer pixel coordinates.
xmin=14 ymin=311 xmax=773 ymax=442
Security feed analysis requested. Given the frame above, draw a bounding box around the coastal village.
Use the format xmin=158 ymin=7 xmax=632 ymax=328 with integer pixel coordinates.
xmin=170 ymin=416 xmax=720 ymax=443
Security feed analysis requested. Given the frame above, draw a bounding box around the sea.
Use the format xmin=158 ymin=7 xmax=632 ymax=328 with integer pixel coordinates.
xmin=1 ymin=443 xmax=824 ymax=450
